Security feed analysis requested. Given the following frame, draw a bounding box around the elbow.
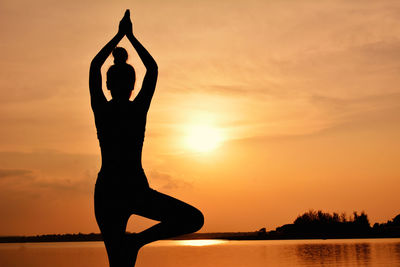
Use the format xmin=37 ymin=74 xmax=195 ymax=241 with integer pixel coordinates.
xmin=146 ymin=58 xmax=158 ymax=71
xmin=147 ymin=63 xmax=158 ymax=75
xmin=151 ymin=62 xmax=158 ymax=72
xmin=90 ymin=60 xmax=99 ymax=69
xmin=90 ymin=55 xmax=103 ymax=69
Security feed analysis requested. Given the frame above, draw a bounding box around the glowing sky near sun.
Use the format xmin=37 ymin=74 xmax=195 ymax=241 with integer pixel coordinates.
xmin=0 ymin=0 xmax=400 ymax=235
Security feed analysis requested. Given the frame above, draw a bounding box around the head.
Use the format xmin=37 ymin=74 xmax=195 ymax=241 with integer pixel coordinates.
xmin=106 ymin=47 xmax=136 ymax=100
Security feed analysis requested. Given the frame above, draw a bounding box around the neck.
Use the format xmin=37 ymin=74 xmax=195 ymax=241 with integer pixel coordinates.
xmin=111 ymin=98 xmax=130 ymax=103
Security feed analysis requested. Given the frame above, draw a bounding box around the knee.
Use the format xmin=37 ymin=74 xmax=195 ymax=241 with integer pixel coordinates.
xmin=186 ymin=207 xmax=204 ymax=233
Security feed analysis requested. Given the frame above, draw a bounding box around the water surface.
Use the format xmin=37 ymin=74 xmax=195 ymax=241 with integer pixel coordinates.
xmin=0 ymin=238 xmax=399 ymax=266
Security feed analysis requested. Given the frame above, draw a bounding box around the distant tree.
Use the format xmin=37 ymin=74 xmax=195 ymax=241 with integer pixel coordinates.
xmin=291 ymin=209 xmax=372 ymax=235
xmin=340 ymin=212 xmax=347 ymax=223
xmin=352 ymin=211 xmax=370 ymax=228
xmin=257 ymin=227 xmax=267 ymax=236
xmin=333 ymin=212 xmax=340 ymax=223
xmin=294 ymin=210 xmax=342 ymax=225
xmin=392 ymin=214 xmax=400 ymax=226
xmin=371 ymin=213 xmax=400 ymax=237
xmin=258 ymin=228 xmax=266 ymax=233
xmin=372 ymin=214 xmax=400 ymax=229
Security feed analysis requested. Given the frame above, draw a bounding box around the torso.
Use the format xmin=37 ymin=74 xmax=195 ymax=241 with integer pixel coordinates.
xmin=93 ymin=99 xmax=149 ymax=189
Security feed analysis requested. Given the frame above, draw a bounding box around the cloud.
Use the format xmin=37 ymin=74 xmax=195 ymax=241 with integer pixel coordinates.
xmin=148 ymin=170 xmax=192 ymax=190
xmin=308 ymin=92 xmax=400 ymax=121
xmin=0 ymin=168 xmax=35 ymax=191
xmin=0 ymin=168 xmax=33 ymax=179
xmin=197 ymin=84 xmax=250 ymax=96
xmin=0 ymin=150 xmax=99 ymax=196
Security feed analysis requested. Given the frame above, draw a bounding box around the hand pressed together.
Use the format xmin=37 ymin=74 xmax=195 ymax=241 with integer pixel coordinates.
xmin=118 ymin=9 xmax=133 ymax=36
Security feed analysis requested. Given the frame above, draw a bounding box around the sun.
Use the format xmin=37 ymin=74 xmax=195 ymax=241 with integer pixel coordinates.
xmin=184 ymin=124 xmax=223 ymax=152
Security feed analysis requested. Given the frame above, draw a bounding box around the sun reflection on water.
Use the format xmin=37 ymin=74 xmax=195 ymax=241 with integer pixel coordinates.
xmin=176 ymin=239 xmax=228 ymax=246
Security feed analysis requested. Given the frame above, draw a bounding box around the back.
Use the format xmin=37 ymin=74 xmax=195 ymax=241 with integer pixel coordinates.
xmin=93 ymin=99 xmax=147 ymax=174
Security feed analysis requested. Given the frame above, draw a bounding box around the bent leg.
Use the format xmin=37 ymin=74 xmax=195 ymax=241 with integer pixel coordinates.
xmin=130 ymin=189 xmax=204 ymax=247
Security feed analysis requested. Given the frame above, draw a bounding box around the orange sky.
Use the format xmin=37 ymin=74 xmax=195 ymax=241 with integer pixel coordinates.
xmin=1 ymin=0 xmax=400 ymax=235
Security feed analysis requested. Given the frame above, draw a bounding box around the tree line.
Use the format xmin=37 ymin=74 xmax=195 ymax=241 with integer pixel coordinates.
xmin=269 ymin=210 xmax=400 ymax=239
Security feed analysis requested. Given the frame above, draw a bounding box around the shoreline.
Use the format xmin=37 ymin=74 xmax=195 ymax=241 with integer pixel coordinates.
xmin=1 ymin=232 xmax=400 ymax=244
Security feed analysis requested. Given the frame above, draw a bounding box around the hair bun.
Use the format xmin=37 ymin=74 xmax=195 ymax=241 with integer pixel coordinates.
xmin=112 ymin=47 xmax=128 ymax=65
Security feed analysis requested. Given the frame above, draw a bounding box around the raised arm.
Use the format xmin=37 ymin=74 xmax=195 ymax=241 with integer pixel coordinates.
xmin=125 ymin=12 xmax=158 ymax=112
xmin=89 ymin=18 xmax=125 ymax=110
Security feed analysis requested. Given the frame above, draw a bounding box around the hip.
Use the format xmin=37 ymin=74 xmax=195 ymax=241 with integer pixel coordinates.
xmin=94 ymin=170 xmax=153 ymax=220
xmin=95 ymin=168 xmax=149 ymax=196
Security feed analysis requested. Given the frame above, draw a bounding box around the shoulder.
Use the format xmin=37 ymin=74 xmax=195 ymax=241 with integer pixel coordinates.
xmin=131 ymin=98 xmax=148 ymax=114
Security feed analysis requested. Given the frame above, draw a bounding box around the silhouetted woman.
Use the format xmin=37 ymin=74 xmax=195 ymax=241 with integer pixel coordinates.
xmin=90 ymin=10 xmax=204 ymax=267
